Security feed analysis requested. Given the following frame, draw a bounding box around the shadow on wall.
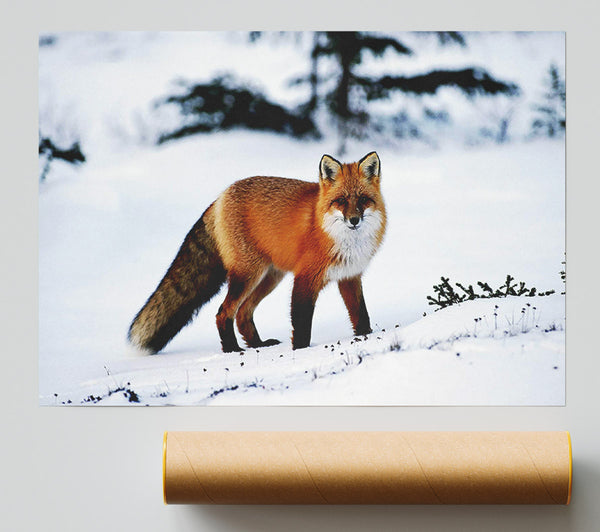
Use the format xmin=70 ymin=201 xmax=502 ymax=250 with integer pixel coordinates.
xmin=179 ymin=502 xmax=575 ymax=532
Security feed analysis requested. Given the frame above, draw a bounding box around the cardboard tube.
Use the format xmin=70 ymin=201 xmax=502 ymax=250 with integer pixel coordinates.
xmin=163 ymin=431 xmax=572 ymax=505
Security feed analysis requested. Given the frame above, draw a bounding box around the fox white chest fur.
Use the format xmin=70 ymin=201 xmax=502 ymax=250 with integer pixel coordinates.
xmin=322 ymin=207 xmax=384 ymax=282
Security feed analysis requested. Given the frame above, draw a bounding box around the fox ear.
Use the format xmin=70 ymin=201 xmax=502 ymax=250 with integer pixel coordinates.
xmin=359 ymin=151 xmax=381 ymax=180
xmin=319 ymin=154 xmax=342 ymax=183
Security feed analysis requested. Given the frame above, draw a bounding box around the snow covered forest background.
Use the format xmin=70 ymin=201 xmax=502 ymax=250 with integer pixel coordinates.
xmin=38 ymin=31 xmax=565 ymax=405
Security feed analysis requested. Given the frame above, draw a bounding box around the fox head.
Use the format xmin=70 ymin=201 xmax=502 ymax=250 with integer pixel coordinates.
xmin=318 ymin=151 xmax=385 ymax=234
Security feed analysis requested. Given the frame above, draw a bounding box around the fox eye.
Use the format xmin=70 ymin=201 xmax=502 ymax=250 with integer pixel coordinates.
xmin=358 ymin=195 xmax=372 ymax=206
xmin=333 ymin=197 xmax=347 ymax=206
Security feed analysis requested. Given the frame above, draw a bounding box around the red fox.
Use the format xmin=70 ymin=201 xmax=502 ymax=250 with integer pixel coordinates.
xmin=128 ymin=152 xmax=386 ymax=353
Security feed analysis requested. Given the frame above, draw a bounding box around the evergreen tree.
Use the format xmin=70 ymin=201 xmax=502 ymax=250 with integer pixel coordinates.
xmin=156 ymin=75 xmax=319 ymax=144
xmin=530 ymin=64 xmax=566 ymax=138
xmin=291 ymin=32 xmax=520 ymax=153
xmin=39 ymin=134 xmax=85 ymax=182
xmin=159 ymin=32 xmax=520 ymax=151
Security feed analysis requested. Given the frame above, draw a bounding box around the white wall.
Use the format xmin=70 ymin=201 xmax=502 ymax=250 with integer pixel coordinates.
xmin=2 ymin=1 xmax=599 ymax=530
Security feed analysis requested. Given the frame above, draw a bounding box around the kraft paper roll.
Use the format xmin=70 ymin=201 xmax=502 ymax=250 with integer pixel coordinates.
xmin=163 ymin=431 xmax=572 ymax=505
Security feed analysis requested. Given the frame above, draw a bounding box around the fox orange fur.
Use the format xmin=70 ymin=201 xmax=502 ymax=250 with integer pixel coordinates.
xmin=128 ymin=152 xmax=386 ymax=353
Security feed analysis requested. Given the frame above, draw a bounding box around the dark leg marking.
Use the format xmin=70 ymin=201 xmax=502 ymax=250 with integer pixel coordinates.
xmin=338 ymin=276 xmax=372 ymax=336
xmin=291 ymin=276 xmax=319 ymax=350
xmin=219 ymin=315 xmax=242 ymax=353
xmin=216 ymin=276 xmax=250 ymax=353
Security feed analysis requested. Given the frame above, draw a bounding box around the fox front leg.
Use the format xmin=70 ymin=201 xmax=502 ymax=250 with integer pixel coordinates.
xmin=338 ymin=276 xmax=372 ymax=336
xmin=291 ymin=275 xmax=320 ymax=350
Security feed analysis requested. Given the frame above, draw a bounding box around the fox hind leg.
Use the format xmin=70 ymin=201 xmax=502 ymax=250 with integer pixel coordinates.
xmin=216 ymin=269 xmax=266 ymax=352
xmin=236 ymin=267 xmax=285 ymax=348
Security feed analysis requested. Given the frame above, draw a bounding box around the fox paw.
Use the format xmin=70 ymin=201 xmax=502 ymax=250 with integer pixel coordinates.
xmin=247 ymin=338 xmax=281 ymax=348
xmin=260 ymin=338 xmax=281 ymax=347
xmin=292 ymin=340 xmax=310 ymax=350
xmin=221 ymin=341 xmax=242 ymax=353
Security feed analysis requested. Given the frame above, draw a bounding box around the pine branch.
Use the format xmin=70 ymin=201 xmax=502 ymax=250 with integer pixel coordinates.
xmin=356 ymin=68 xmax=519 ymax=101
xmin=427 ymin=274 xmax=557 ymax=311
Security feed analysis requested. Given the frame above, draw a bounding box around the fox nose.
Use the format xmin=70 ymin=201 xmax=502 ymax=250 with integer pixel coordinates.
xmin=349 ymin=216 xmax=360 ymax=226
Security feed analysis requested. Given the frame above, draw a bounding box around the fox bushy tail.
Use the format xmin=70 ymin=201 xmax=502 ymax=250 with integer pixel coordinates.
xmin=128 ymin=211 xmax=226 ymax=354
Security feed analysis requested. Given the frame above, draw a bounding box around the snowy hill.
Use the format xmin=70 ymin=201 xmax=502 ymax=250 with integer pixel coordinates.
xmin=43 ymin=293 xmax=564 ymax=406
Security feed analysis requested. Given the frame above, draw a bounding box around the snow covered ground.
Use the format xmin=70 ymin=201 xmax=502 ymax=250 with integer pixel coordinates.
xmin=43 ymin=293 xmax=565 ymax=406
xmin=38 ymin=32 xmax=565 ymax=405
